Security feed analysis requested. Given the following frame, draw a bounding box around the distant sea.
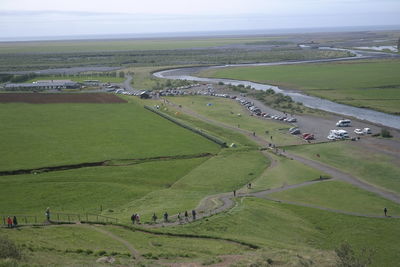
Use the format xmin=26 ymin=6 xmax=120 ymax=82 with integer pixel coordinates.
xmin=1 ymin=25 xmax=400 ymax=42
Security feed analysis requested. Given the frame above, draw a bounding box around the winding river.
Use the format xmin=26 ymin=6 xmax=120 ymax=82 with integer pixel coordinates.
xmin=154 ymin=49 xmax=400 ymax=130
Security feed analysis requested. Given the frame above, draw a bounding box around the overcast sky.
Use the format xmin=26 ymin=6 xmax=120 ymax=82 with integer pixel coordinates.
xmin=1 ymin=0 xmax=399 ymax=40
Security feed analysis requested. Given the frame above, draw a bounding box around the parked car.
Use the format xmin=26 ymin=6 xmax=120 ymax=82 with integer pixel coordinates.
xmin=354 ymin=128 xmax=363 ymax=135
xmin=302 ymin=133 xmax=314 ymax=140
xmin=289 ymin=127 xmax=300 ymax=135
xmin=363 ymin=128 xmax=372 ymax=134
xmin=336 ymin=119 xmax=351 ymax=127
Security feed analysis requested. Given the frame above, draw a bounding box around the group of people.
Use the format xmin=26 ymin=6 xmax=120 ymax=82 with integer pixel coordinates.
xmin=132 ymin=210 xmax=197 ymax=224
xmin=6 ymin=216 xmax=18 ymax=228
xmin=130 ymin=213 xmax=141 ymax=224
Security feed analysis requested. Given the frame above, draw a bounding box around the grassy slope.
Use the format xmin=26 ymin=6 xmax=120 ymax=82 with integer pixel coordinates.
xmin=0 ymin=157 xmax=208 ymax=215
xmin=0 ymin=101 xmax=220 ymax=171
xmin=166 ymin=95 xmax=301 ymax=146
xmin=269 ymin=180 xmax=400 ymax=215
xmin=165 ymin=198 xmax=400 ymax=266
xmin=104 ymin=226 xmax=246 ymax=262
xmin=200 ymin=59 xmax=400 ymax=114
xmin=249 ymin=153 xmax=328 ymax=192
xmin=113 ymin=150 xmax=268 ymax=222
xmin=286 ymin=142 xmax=400 ymax=194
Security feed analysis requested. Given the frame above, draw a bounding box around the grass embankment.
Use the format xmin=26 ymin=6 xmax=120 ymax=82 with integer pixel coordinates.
xmin=166 ymin=95 xmax=301 ymax=146
xmin=164 ymin=198 xmax=400 ymax=266
xmin=0 ymin=157 xmax=209 ymax=215
xmin=248 ymin=153 xmax=328 ymax=192
xmin=200 ymin=59 xmax=400 ymax=114
xmin=286 ymin=142 xmax=400 ymax=194
xmin=0 ymin=101 xmax=220 ymax=171
xmin=113 ymin=149 xmax=268 ymax=222
xmin=270 ymin=180 xmax=400 ymax=216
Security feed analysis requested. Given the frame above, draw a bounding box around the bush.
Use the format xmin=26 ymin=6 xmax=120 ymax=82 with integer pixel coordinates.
xmin=0 ymin=236 xmax=22 ymax=260
xmin=381 ymin=128 xmax=392 ymax=138
xmin=335 ymin=242 xmax=374 ymax=267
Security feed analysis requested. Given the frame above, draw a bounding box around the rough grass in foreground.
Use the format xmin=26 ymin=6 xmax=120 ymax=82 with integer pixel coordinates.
xmin=163 ymin=198 xmax=400 ymax=267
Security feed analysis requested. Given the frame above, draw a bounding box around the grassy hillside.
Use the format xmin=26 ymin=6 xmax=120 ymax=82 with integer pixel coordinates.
xmin=200 ymin=59 xmax=400 ymax=114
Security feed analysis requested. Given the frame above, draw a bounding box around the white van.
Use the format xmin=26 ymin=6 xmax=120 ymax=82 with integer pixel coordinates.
xmin=336 ymin=119 xmax=351 ymax=127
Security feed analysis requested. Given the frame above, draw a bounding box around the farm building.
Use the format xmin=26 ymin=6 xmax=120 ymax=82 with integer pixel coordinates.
xmin=4 ymin=80 xmax=80 ymax=91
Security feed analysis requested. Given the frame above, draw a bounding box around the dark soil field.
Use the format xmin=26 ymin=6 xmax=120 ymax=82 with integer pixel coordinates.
xmin=0 ymin=93 xmax=127 ymax=103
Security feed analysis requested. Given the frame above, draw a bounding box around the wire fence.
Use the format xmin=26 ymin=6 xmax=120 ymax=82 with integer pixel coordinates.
xmin=1 ymin=212 xmax=118 ymax=227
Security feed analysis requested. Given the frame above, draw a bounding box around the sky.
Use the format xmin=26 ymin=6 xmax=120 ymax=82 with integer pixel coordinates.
xmin=1 ymin=0 xmax=399 ymax=40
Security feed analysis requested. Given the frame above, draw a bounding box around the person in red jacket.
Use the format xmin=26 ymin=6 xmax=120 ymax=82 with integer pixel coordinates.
xmin=7 ymin=216 xmax=13 ymax=228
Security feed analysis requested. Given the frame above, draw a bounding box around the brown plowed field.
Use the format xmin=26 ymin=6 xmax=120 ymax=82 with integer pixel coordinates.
xmin=0 ymin=93 xmax=127 ymax=103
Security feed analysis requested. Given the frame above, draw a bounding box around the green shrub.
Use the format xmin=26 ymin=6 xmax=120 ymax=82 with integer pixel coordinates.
xmin=0 ymin=236 xmax=22 ymax=260
xmin=381 ymin=128 xmax=392 ymax=138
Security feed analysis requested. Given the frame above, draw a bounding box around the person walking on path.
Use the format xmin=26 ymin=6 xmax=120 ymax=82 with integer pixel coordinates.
xmin=192 ymin=210 xmax=196 ymax=221
xmin=184 ymin=211 xmax=189 ymax=222
xmin=131 ymin=213 xmax=136 ymax=224
xmin=164 ymin=212 xmax=169 ymax=223
xmin=233 ymin=190 xmax=236 ymax=197
xmin=7 ymin=216 xmax=13 ymax=228
xmin=178 ymin=212 xmax=182 ymax=224
xmin=45 ymin=207 xmax=50 ymax=222
xmin=13 ymin=216 xmax=18 ymax=227
xmin=384 ymin=207 xmax=388 ymax=217
xmin=152 ymin=213 xmax=157 ymax=223
xmin=136 ymin=214 xmax=140 ymax=224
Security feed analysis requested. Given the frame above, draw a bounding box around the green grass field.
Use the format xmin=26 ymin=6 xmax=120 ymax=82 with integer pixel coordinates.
xmin=0 ymin=101 xmax=220 ymax=171
xmin=166 ymin=95 xmax=301 ymax=146
xmin=269 ymin=180 xmax=400 ymax=216
xmin=0 ymin=157 xmax=208 ymax=216
xmin=286 ymin=141 xmax=400 ymax=194
xmin=0 ymin=37 xmax=283 ymax=54
xmin=200 ymin=59 xmax=400 ymax=114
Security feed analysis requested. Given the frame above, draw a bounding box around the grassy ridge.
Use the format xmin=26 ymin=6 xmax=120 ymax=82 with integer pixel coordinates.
xmin=286 ymin=142 xmax=400 ymax=194
xmin=270 ymin=180 xmax=400 ymax=215
xmin=114 ymin=149 xmax=268 ymax=222
xmin=200 ymin=59 xmax=400 ymax=114
xmin=0 ymin=101 xmax=220 ymax=171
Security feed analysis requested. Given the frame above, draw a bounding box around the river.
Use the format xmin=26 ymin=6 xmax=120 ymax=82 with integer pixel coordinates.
xmin=154 ymin=49 xmax=400 ymax=130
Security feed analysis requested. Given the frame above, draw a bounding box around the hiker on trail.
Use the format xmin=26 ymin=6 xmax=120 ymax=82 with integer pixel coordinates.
xmin=131 ymin=214 xmax=136 ymax=224
xmin=184 ymin=211 xmax=189 ymax=222
xmin=178 ymin=212 xmax=182 ymax=224
xmin=164 ymin=212 xmax=169 ymax=222
xmin=45 ymin=207 xmax=50 ymax=221
xmin=270 ymin=136 xmax=273 ymax=140
xmin=253 ymin=132 xmax=256 ymax=136
xmin=13 ymin=216 xmax=18 ymax=227
xmin=136 ymin=214 xmax=140 ymax=224
xmin=248 ymin=183 xmax=252 ymax=189
xmin=7 ymin=216 xmax=12 ymax=228
xmin=152 ymin=213 xmax=157 ymax=223
xmin=384 ymin=207 xmax=388 ymax=217
xmin=233 ymin=190 xmax=236 ymax=197
xmin=192 ymin=210 xmax=196 ymax=220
